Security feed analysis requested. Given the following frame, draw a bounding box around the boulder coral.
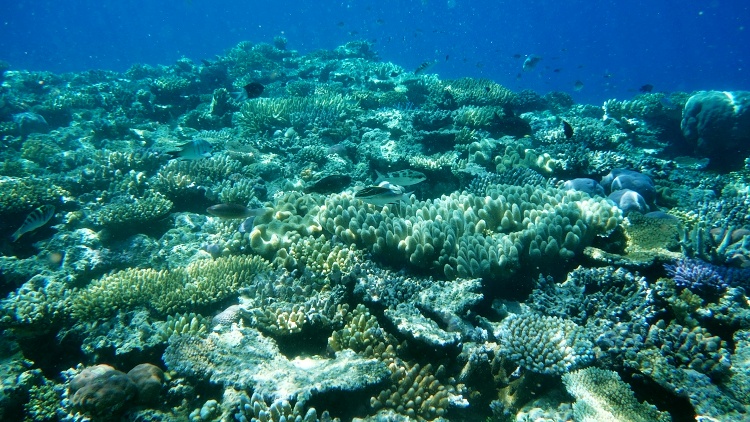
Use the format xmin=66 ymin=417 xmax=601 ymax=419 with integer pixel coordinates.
xmin=681 ymin=90 xmax=750 ymax=163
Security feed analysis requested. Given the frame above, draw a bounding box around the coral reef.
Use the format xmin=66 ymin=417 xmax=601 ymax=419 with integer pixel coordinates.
xmin=2 ymin=38 xmax=750 ymax=421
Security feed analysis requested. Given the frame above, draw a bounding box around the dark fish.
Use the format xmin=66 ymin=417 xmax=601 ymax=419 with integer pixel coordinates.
xmin=304 ymin=174 xmax=352 ymax=194
xmin=522 ymin=55 xmax=541 ymax=71
xmin=512 ymin=53 xmax=522 ymax=59
xmin=238 ymin=216 xmax=256 ymax=233
xmin=573 ymin=80 xmax=584 ymax=91
xmin=206 ymin=204 xmax=269 ymax=219
xmin=414 ymin=60 xmax=436 ymax=75
xmin=11 ymin=205 xmax=55 ymax=242
xmin=168 ymin=139 xmax=212 ymax=160
xmin=553 ymin=68 xmax=562 ymax=73
xmin=562 ymin=120 xmax=574 ymax=139
xmin=242 ymin=82 xmax=265 ymax=99
xmin=639 ymin=84 xmax=654 ymax=93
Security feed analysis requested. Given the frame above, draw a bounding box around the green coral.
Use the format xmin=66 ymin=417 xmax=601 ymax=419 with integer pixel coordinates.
xmin=318 ymin=185 xmax=620 ymax=280
xmin=93 ymin=190 xmax=173 ymax=227
xmin=0 ymin=176 xmax=67 ymax=213
xmin=235 ymin=94 xmax=354 ymax=134
xmin=71 ymin=255 xmax=269 ymax=320
xmin=443 ymin=78 xmax=516 ymax=107
xmin=24 ymin=381 xmax=60 ymax=422
xmin=562 ymin=367 xmax=671 ymax=422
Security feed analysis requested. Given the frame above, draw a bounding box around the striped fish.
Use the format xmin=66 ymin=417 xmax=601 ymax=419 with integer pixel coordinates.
xmin=11 ymin=205 xmax=55 ymax=242
xmin=355 ymin=183 xmax=411 ymax=207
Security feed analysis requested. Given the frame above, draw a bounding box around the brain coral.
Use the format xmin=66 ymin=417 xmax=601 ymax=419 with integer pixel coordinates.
xmin=69 ymin=364 xmax=138 ymax=418
xmin=318 ymin=184 xmax=620 ymax=280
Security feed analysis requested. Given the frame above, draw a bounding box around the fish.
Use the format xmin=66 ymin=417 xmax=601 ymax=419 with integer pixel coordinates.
xmin=414 ymin=60 xmax=436 ymax=75
xmin=562 ymin=120 xmax=574 ymax=139
xmin=238 ymin=216 xmax=256 ymax=234
xmin=573 ymin=80 xmax=585 ymax=91
xmin=522 ymin=55 xmax=541 ymax=71
xmin=639 ymin=84 xmax=654 ymax=93
xmin=304 ymin=174 xmax=352 ymax=194
xmin=375 ymin=169 xmax=426 ymax=186
xmin=168 ymin=139 xmax=212 ymax=160
xmin=206 ymin=204 xmax=269 ymax=219
xmin=241 ymin=82 xmax=265 ymax=99
xmin=11 ymin=205 xmax=55 ymax=242
xmin=355 ymin=184 xmax=412 ymax=207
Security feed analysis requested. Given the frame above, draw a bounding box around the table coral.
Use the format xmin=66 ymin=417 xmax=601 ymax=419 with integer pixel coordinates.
xmin=71 ymin=254 xmax=269 ymax=319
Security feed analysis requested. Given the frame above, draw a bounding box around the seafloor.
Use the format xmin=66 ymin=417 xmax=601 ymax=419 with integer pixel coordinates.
xmin=1 ymin=39 xmax=750 ymax=421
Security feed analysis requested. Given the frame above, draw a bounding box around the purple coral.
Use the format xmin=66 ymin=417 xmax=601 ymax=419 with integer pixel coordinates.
xmin=665 ymin=259 xmax=728 ymax=294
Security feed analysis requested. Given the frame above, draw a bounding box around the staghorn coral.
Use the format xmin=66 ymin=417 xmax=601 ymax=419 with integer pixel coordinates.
xmin=71 ymin=254 xmax=269 ymax=320
xmin=562 ymin=366 xmax=670 ymax=422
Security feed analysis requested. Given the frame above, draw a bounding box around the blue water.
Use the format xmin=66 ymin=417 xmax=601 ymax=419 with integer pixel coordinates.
xmin=2 ymin=0 xmax=748 ymax=104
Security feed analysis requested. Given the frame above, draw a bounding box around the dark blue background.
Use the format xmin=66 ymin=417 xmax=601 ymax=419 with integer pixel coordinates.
xmin=2 ymin=0 xmax=747 ymax=104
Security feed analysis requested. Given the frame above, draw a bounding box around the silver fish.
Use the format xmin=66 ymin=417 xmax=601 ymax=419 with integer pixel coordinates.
xmin=374 ymin=169 xmax=426 ymax=186
xmin=11 ymin=205 xmax=55 ymax=242
xmin=169 ymin=139 xmax=212 ymax=160
xmin=355 ymin=184 xmax=411 ymax=207
xmin=207 ymin=204 xmax=269 ymax=219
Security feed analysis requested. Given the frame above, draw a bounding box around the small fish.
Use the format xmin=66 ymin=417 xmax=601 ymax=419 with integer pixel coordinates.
xmin=414 ymin=60 xmax=436 ymax=75
xmin=238 ymin=216 xmax=256 ymax=233
xmin=355 ymin=184 xmax=411 ymax=207
xmin=242 ymin=82 xmax=265 ymax=99
xmin=304 ymin=174 xmax=352 ymax=194
xmin=206 ymin=204 xmax=269 ymax=219
xmin=562 ymin=120 xmax=574 ymax=139
xmin=375 ymin=169 xmax=426 ymax=186
xmin=573 ymin=80 xmax=585 ymax=91
xmin=168 ymin=139 xmax=212 ymax=160
xmin=512 ymin=53 xmax=522 ymax=59
xmin=11 ymin=205 xmax=55 ymax=242
xmin=639 ymin=84 xmax=654 ymax=93
xmin=522 ymin=55 xmax=541 ymax=71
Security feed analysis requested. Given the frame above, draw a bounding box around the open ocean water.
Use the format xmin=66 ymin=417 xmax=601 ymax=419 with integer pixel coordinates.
xmin=1 ymin=1 xmax=750 ymax=421
xmin=2 ymin=0 xmax=748 ymax=104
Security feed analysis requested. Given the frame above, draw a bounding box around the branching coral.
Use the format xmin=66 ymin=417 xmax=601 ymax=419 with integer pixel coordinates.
xmin=71 ymin=255 xmax=269 ymax=320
